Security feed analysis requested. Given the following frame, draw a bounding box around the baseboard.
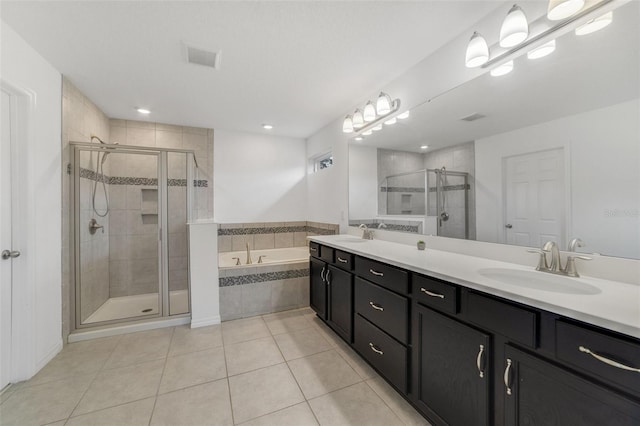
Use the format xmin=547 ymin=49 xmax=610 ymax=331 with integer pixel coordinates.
xmin=190 ymin=315 xmax=221 ymax=328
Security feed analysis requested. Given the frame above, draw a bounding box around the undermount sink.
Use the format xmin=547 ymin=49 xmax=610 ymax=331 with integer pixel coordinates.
xmin=478 ymin=268 xmax=602 ymax=295
xmin=334 ymin=238 xmax=369 ymax=243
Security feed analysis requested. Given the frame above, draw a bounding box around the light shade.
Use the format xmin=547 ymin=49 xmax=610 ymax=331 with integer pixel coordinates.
xmin=353 ymin=109 xmax=364 ymax=128
xmin=342 ymin=115 xmax=353 ymax=133
xmin=376 ymin=92 xmax=392 ymax=115
xmin=372 ymin=124 xmax=383 ymax=132
xmin=397 ymin=110 xmax=410 ymax=120
xmin=527 ymin=39 xmax=556 ymax=59
xmin=500 ymin=5 xmax=529 ymax=48
xmin=384 ymin=117 xmax=397 ymax=125
xmin=363 ymin=101 xmax=376 ymax=122
xmin=490 ymin=60 xmax=514 ymax=77
xmin=547 ymin=0 xmax=584 ymax=20
xmin=465 ymin=32 xmax=489 ymax=68
xmin=575 ymin=11 xmax=612 ymax=35
xmin=362 ymin=129 xmax=373 ymax=136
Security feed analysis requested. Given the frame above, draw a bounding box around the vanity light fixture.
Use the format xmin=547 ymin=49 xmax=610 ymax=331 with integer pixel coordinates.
xmin=547 ymin=0 xmax=585 ymax=21
xmin=262 ymin=124 xmax=273 ymax=130
xmin=500 ymin=4 xmax=529 ymax=48
xmin=527 ymin=39 xmax=556 ymax=59
xmin=465 ymin=32 xmax=490 ymax=68
xmin=136 ymin=108 xmax=151 ymax=114
xmin=353 ymin=109 xmax=365 ymax=129
xmin=363 ymin=101 xmax=377 ymax=122
xmin=342 ymin=115 xmax=354 ymax=133
xmin=343 ymin=93 xmax=401 ymax=136
xmin=490 ymin=60 xmax=514 ymax=77
xmin=575 ymin=11 xmax=612 ymax=35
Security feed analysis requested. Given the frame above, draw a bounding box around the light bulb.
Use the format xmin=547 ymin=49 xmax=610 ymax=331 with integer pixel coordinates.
xmin=376 ymin=92 xmax=392 ymax=115
xmin=527 ymin=39 xmax=556 ymax=59
xmin=363 ymin=101 xmax=376 ymax=122
xmin=397 ymin=110 xmax=410 ymax=120
xmin=547 ymin=0 xmax=584 ymax=21
xmin=500 ymin=5 xmax=529 ymax=48
xmin=342 ymin=115 xmax=354 ymax=133
xmin=384 ymin=117 xmax=397 ymax=125
xmin=465 ymin=32 xmax=489 ymax=68
xmin=490 ymin=60 xmax=514 ymax=77
xmin=575 ymin=11 xmax=612 ymax=36
xmin=353 ymin=109 xmax=364 ymax=128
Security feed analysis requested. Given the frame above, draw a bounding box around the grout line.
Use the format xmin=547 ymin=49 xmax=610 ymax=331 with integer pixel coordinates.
xmin=222 ymin=328 xmax=236 ymax=426
xmin=148 ymin=326 xmax=175 ymax=426
xmin=363 ymin=378 xmax=408 ymax=425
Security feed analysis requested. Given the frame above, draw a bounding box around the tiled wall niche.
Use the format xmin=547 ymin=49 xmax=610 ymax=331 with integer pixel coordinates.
xmin=217 ymin=221 xmax=338 ymax=320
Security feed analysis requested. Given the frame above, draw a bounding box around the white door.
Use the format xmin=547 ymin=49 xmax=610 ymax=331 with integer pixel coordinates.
xmin=1 ymin=89 xmax=14 ymax=390
xmin=504 ymin=148 xmax=565 ymax=248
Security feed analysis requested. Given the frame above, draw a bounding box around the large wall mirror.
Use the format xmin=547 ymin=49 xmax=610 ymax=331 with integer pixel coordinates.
xmin=348 ymin=1 xmax=639 ymax=259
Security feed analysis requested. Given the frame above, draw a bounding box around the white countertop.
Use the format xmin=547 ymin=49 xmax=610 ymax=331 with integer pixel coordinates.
xmin=309 ymin=235 xmax=640 ymax=340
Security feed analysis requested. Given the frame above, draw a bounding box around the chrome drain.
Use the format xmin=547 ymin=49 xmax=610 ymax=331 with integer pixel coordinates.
xmin=142 ymin=308 xmax=153 ymax=313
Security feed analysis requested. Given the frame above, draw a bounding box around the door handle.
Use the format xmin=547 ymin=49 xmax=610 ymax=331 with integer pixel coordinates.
xmin=1 ymin=250 xmax=20 ymax=260
xmin=505 ymin=224 xmax=513 ymax=229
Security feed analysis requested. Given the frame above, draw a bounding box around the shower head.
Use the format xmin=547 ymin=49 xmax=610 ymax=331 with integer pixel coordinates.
xmin=91 ymin=135 xmax=106 ymax=144
xmin=99 ymin=142 xmax=118 ymax=165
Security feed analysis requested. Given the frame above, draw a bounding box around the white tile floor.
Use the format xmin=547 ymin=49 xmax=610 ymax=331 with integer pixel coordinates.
xmin=0 ymin=308 xmax=430 ymax=426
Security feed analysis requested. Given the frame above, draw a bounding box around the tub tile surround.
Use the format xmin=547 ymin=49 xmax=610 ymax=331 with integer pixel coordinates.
xmin=217 ymin=221 xmax=337 ymax=320
xmin=0 ymin=310 xmax=427 ymax=425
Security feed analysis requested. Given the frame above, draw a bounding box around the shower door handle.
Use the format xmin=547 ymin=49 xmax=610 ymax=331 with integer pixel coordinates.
xmin=1 ymin=250 xmax=20 ymax=260
xmin=505 ymin=224 xmax=513 ymax=229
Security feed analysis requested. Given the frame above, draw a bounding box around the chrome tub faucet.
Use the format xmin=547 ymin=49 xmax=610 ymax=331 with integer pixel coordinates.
xmin=246 ymin=242 xmax=252 ymax=265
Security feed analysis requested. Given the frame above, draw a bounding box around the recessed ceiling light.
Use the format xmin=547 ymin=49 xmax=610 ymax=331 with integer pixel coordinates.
xmin=262 ymin=124 xmax=273 ymax=130
xmin=137 ymin=108 xmax=151 ymax=114
xmin=420 ymin=145 xmax=429 ymax=150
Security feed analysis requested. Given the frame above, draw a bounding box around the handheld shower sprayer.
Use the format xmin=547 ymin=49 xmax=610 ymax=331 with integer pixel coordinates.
xmin=90 ymin=135 xmax=118 ymax=218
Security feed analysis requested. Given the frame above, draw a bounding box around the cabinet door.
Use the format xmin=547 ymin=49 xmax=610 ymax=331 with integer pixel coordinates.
xmin=503 ymin=345 xmax=640 ymax=426
xmin=413 ymin=305 xmax=490 ymax=426
xmin=327 ymin=265 xmax=353 ymax=343
xmin=309 ymin=257 xmax=327 ymax=320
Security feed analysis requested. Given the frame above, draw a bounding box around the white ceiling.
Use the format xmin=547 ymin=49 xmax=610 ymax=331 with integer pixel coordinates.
xmin=359 ymin=0 xmax=640 ymax=152
xmin=0 ymin=0 xmax=501 ymax=138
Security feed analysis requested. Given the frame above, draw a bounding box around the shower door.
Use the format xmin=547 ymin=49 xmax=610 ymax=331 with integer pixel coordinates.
xmin=75 ymin=148 xmax=162 ymax=326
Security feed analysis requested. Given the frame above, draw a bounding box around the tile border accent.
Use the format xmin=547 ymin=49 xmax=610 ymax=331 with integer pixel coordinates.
xmin=218 ymin=224 xmax=337 ymax=236
xmin=349 ymin=220 xmax=420 ymax=234
xmin=80 ymin=167 xmax=208 ymax=187
xmin=219 ymin=268 xmax=309 ymax=287
xmin=380 ymin=186 xmax=425 ymax=193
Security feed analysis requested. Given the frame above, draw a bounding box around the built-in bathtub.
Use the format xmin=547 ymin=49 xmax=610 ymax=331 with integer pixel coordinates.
xmin=218 ymin=246 xmax=310 ymax=320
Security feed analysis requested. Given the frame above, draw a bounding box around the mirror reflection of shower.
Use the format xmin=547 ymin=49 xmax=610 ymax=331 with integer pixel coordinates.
xmin=90 ymin=135 xmax=118 ymax=217
xmin=429 ymin=167 xmax=469 ymax=239
xmin=438 ymin=167 xmax=450 ymax=222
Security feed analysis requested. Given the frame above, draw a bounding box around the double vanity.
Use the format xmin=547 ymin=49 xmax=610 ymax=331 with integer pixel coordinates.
xmin=308 ymin=235 xmax=640 ymax=426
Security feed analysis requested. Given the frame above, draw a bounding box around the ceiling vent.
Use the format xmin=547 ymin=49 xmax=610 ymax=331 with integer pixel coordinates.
xmin=460 ymin=112 xmax=486 ymax=122
xmin=184 ymin=44 xmax=221 ymax=70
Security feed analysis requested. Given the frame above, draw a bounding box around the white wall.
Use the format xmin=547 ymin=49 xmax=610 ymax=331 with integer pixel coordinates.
xmin=214 ymin=129 xmax=307 ymax=223
xmin=475 ymin=99 xmax=640 ymax=259
xmin=347 ymin=145 xmax=377 ymax=220
xmin=1 ymin=21 xmax=62 ymax=379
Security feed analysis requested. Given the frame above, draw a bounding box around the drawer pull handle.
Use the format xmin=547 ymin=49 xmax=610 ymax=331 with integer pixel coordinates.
xmin=369 ymin=343 xmax=384 ymax=355
xmin=369 ymin=269 xmax=384 ymax=277
xmin=476 ymin=344 xmax=485 ymax=378
xmin=369 ymin=302 xmax=384 ymax=311
xmin=337 ymin=257 xmax=348 ymax=263
xmin=504 ymin=358 xmax=513 ymax=395
xmin=420 ymin=288 xmax=445 ymax=299
xmin=310 ymin=247 xmax=317 ymax=252
xmin=579 ymin=346 xmax=640 ymax=373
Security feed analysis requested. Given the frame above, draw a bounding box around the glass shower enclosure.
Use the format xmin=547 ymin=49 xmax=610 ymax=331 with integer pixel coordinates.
xmin=71 ymin=142 xmax=199 ymax=328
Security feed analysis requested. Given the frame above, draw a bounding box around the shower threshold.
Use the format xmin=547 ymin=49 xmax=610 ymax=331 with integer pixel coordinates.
xmin=84 ymin=290 xmax=189 ymax=324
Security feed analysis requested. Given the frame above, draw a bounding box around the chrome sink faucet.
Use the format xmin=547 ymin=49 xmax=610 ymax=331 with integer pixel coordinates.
xmin=528 ymin=239 xmax=591 ymax=277
xmin=359 ymin=224 xmax=374 ymax=240
xmin=543 ymin=241 xmax=561 ymax=272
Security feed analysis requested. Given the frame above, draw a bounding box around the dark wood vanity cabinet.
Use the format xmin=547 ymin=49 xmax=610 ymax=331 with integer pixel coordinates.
xmin=413 ymin=304 xmax=491 ymax=426
xmin=309 ymin=242 xmax=640 ymax=426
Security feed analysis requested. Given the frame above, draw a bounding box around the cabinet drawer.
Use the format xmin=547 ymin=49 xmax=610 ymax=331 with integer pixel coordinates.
xmin=309 ymin=242 xmax=320 ymax=258
xmin=354 ymin=257 xmax=409 ymax=294
xmin=319 ymin=245 xmax=334 ymax=263
xmin=354 ymin=314 xmax=407 ymax=393
xmin=413 ymin=274 xmax=458 ymax=315
xmin=355 ymin=277 xmax=408 ymax=344
xmin=334 ymin=250 xmax=354 ymax=271
xmin=466 ymin=292 xmax=538 ymax=348
xmin=556 ymin=320 xmax=640 ymax=397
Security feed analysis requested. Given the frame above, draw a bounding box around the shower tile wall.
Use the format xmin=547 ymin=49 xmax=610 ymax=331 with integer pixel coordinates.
xmin=377 ymin=149 xmax=426 ymax=215
xmin=108 ymin=120 xmax=214 ymax=298
xmin=62 ymin=78 xmax=112 ymax=332
xmin=424 ymin=142 xmax=476 ymax=240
